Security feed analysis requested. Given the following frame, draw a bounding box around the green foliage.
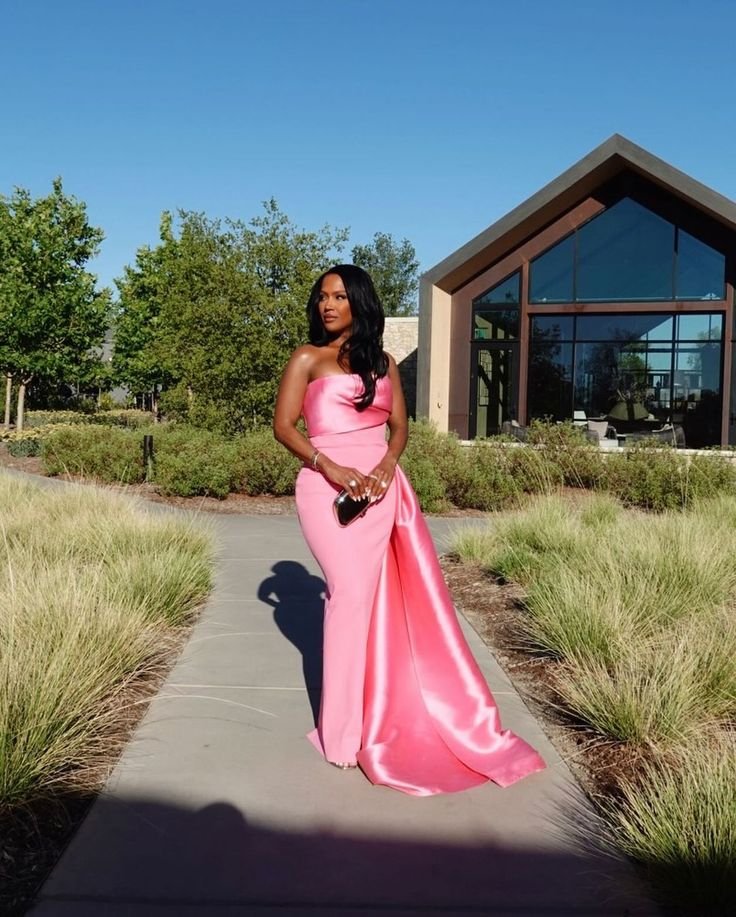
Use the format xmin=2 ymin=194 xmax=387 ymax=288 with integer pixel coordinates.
xmin=401 ymin=453 xmax=448 ymax=512
xmin=606 ymin=444 xmax=736 ymax=511
xmin=452 ymin=441 xmax=518 ymax=510
xmin=6 ymin=436 xmax=42 ymax=457
xmin=351 ymin=231 xmax=420 ymax=316
xmin=114 ymin=201 xmax=349 ymax=431
xmin=42 ymin=425 xmax=144 ymax=484
xmin=400 ymin=419 xmax=468 ymax=511
xmin=0 ymin=178 xmax=111 ymax=425
xmin=234 ymin=427 xmax=301 ymax=495
xmin=25 ymin=409 xmax=152 ymax=428
xmin=152 ymin=426 xmax=238 ymax=498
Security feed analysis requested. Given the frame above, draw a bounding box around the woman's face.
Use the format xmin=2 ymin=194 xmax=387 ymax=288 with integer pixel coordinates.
xmin=318 ymin=273 xmax=353 ymax=338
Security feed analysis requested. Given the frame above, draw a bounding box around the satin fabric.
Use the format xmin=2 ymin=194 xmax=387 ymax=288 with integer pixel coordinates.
xmin=295 ymin=373 xmax=545 ymax=796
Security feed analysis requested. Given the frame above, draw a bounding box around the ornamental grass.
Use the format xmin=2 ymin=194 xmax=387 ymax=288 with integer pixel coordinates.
xmin=0 ymin=473 xmax=212 ymax=806
xmin=451 ymin=491 xmax=736 ymax=912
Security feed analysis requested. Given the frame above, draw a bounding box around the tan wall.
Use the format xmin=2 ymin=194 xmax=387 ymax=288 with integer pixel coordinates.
xmin=384 ymin=317 xmax=418 ymax=416
xmin=418 ymin=280 xmax=452 ymax=430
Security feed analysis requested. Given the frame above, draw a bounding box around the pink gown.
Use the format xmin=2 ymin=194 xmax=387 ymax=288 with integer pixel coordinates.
xmin=295 ymin=373 xmax=546 ymax=796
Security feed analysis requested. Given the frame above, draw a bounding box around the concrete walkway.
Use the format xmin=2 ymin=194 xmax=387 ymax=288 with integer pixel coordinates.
xmin=27 ymin=488 xmax=658 ymax=916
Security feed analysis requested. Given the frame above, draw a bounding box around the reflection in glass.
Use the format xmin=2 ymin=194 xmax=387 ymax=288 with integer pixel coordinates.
xmin=473 ymin=271 xmax=520 ymax=340
xmin=531 ymin=315 xmax=574 ymax=340
xmin=677 ymin=313 xmax=724 ymax=341
xmin=676 ymin=230 xmax=725 ymax=301
xmin=526 ymin=311 xmax=724 ymax=446
xmin=529 ymin=234 xmax=574 ymax=303
xmin=475 ymin=271 xmax=520 ymax=306
xmin=672 ymin=342 xmax=722 ymax=446
xmin=577 ymin=198 xmax=674 ymax=302
xmin=528 ymin=337 xmax=573 ymax=421
xmin=527 ymin=197 xmax=725 ymax=305
xmin=474 ymin=346 xmax=515 ymax=436
xmin=474 ymin=309 xmax=519 ymax=340
xmin=576 ymin=314 xmax=673 ymax=342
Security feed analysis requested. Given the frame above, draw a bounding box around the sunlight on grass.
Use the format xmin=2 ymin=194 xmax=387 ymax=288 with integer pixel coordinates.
xmin=0 ymin=473 xmax=213 ymax=805
xmin=451 ymin=490 xmax=736 ymax=912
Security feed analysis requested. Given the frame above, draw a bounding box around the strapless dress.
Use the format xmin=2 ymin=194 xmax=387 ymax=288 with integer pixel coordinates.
xmin=294 ymin=373 xmax=545 ymax=796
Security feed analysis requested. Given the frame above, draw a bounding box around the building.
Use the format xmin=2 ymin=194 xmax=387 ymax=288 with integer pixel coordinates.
xmin=418 ymin=135 xmax=736 ymax=447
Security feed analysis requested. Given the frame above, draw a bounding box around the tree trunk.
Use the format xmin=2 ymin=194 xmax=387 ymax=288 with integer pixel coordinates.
xmin=4 ymin=374 xmax=12 ymax=429
xmin=16 ymin=376 xmax=32 ymax=433
xmin=152 ymin=387 xmax=160 ymax=423
xmin=16 ymin=383 xmax=27 ymax=433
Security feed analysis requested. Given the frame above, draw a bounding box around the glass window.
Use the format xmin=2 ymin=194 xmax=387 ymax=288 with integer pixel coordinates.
xmin=474 ymin=271 xmax=520 ymax=306
xmin=576 ymin=314 xmax=673 ymax=343
xmin=677 ymin=313 xmax=724 ymax=341
xmin=526 ymin=309 xmax=723 ymax=445
xmin=527 ymin=197 xmax=725 ymax=306
xmin=676 ymin=230 xmax=726 ymax=301
xmin=528 ymin=340 xmax=573 ymax=421
xmin=529 ymin=234 xmax=575 ymax=303
xmin=576 ymin=198 xmax=675 ymax=302
xmin=474 ymin=309 xmax=519 ymax=340
xmin=531 ymin=315 xmax=574 ymax=340
xmin=672 ymin=341 xmax=722 ymax=446
xmin=473 ymin=271 xmax=520 ymax=340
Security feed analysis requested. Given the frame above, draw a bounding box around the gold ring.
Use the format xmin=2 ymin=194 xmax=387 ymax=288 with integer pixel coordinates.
xmin=349 ymin=479 xmax=357 ymax=487
xmin=380 ymin=481 xmax=388 ymax=488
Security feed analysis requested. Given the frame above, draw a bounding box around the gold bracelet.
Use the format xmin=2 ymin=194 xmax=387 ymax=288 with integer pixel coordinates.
xmin=310 ymin=449 xmax=321 ymax=469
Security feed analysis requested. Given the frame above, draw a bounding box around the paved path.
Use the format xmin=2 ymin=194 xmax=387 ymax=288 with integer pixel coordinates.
xmin=22 ymin=476 xmax=657 ymax=916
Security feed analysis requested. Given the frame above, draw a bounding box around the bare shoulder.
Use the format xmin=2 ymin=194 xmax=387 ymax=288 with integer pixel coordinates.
xmin=287 ymin=344 xmax=320 ymax=373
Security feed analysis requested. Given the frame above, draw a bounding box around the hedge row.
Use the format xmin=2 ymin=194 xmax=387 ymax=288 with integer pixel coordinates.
xmin=25 ymin=409 xmax=153 ymax=428
xmin=39 ymin=424 xmax=300 ymax=498
xmin=8 ymin=419 xmax=736 ymax=511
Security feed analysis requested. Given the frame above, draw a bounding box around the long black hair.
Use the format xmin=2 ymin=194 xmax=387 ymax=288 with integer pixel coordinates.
xmin=306 ymin=264 xmax=388 ymax=411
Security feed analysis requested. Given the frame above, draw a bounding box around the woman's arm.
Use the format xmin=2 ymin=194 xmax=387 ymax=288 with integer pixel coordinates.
xmin=364 ymin=354 xmax=408 ymax=501
xmin=272 ymin=348 xmax=369 ymax=499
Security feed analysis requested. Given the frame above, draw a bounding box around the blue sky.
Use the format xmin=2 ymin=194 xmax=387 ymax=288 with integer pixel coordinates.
xmin=2 ymin=0 xmax=735 ymax=293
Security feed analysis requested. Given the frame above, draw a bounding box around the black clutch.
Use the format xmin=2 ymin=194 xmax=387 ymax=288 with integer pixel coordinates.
xmin=333 ymin=490 xmax=371 ymax=526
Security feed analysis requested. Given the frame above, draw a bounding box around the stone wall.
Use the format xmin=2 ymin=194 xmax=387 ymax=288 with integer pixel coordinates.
xmin=384 ymin=317 xmax=418 ymax=417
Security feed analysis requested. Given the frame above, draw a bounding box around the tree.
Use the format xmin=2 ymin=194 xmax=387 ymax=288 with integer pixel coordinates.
xmin=113 ymin=200 xmax=349 ymax=431
xmin=352 ymin=232 xmax=419 ymax=316
xmin=0 ymin=179 xmax=110 ymax=430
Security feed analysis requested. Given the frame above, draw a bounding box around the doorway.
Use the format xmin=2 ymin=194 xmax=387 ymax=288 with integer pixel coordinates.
xmin=469 ymin=343 xmax=518 ymax=438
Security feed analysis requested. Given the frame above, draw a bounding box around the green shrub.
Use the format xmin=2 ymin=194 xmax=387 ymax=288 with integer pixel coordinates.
xmin=401 ymin=419 xmax=470 ymax=511
xmin=25 ymin=409 xmax=153 ymax=429
xmin=25 ymin=410 xmax=93 ymax=427
xmin=526 ymin=419 xmax=589 ymax=447
xmin=504 ymin=445 xmax=564 ymax=495
xmin=234 ymin=427 xmax=301 ymax=495
xmin=152 ymin=426 xmax=237 ymax=498
xmin=452 ymin=441 xmax=518 ymax=510
xmin=605 ymin=445 xmax=688 ymax=511
xmin=401 ymin=452 xmax=448 ymax=513
xmin=42 ymin=425 xmax=144 ymax=484
xmin=7 ymin=436 xmax=42 ymax=457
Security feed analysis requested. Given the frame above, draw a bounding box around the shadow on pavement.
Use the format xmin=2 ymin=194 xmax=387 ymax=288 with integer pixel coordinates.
xmin=257 ymin=560 xmax=325 ymax=721
xmin=30 ymin=793 xmax=660 ymax=916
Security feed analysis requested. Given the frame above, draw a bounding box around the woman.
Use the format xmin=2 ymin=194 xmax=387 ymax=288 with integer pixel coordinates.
xmin=273 ymin=265 xmax=545 ymax=796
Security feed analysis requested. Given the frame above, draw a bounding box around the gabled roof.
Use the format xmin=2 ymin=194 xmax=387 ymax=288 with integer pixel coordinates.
xmin=424 ymin=134 xmax=736 ymax=294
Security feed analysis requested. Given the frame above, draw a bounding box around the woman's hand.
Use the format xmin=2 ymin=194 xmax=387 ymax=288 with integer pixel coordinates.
xmin=317 ymin=456 xmax=369 ymax=500
xmin=364 ymin=455 xmax=397 ymax=501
